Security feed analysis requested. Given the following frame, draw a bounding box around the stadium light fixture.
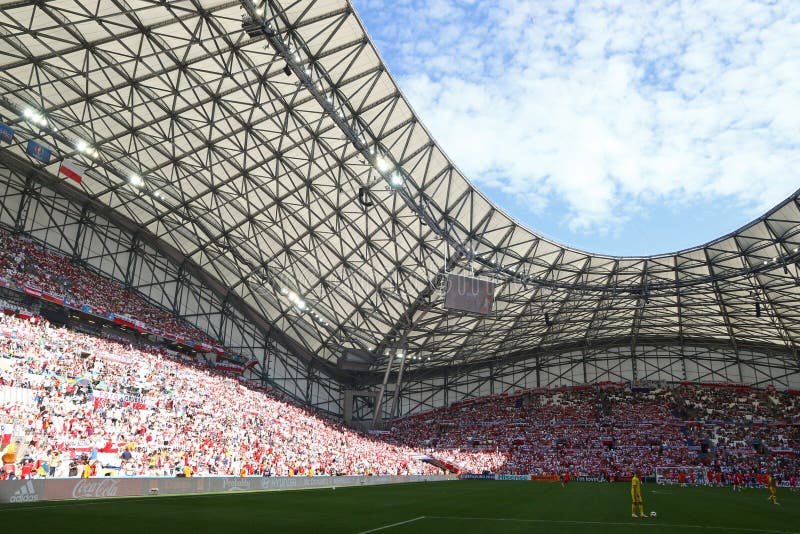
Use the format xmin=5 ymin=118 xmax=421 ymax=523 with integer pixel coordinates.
xmin=23 ymin=108 xmax=47 ymax=127
xmin=129 ymin=174 xmax=144 ymax=187
xmin=375 ymin=155 xmax=393 ymax=173
xmin=75 ymin=139 xmax=98 ymax=159
xmin=389 ymin=171 xmax=404 ymax=188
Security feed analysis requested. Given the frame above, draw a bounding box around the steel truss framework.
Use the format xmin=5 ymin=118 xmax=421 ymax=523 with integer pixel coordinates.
xmin=0 ymin=0 xmax=799 ymax=418
xmin=387 ymin=340 xmax=800 ymax=418
xmin=0 ymin=161 xmax=342 ymax=415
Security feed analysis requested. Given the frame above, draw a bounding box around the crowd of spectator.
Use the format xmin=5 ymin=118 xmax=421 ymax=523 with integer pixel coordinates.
xmin=387 ymin=382 xmax=800 ymax=481
xmin=2 ymin=309 xmax=799 ymax=482
xmin=0 ymin=231 xmax=216 ymax=347
xmin=1 ymin=314 xmax=436 ymax=480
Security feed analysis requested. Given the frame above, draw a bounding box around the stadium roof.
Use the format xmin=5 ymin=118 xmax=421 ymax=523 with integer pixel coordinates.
xmin=1 ymin=0 xmax=799 ymax=377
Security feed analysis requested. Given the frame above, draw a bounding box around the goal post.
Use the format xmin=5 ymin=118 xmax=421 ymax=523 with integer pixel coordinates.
xmin=655 ymin=466 xmax=709 ymax=485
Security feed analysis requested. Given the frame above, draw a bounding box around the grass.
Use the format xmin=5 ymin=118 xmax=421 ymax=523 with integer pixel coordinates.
xmin=0 ymin=480 xmax=797 ymax=533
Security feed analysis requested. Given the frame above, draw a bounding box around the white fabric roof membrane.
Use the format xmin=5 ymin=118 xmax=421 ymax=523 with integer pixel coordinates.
xmin=0 ymin=0 xmax=798 ymax=371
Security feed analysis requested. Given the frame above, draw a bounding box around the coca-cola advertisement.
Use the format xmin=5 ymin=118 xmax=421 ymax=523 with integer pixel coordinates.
xmin=39 ymin=478 xmax=141 ymax=501
xmin=71 ymin=479 xmax=121 ymax=499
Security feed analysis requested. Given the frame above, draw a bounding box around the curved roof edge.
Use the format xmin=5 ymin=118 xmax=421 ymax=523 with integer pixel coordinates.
xmin=344 ymin=0 xmax=800 ymax=260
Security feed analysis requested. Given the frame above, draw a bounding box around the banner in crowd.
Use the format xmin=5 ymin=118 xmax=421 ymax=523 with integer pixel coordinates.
xmin=92 ymin=390 xmax=149 ymax=410
xmin=22 ymin=285 xmax=42 ymax=298
xmin=215 ymin=361 xmax=245 ymax=374
xmin=41 ymin=293 xmax=64 ymax=306
xmin=0 ymin=280 xmax=232 ymax=358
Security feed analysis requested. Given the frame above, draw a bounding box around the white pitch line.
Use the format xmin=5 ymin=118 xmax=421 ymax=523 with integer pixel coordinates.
xmin=426 ymin=515 xmax=799 ymax=534
xmin=358 ymin=516 xmax=427 ymax=534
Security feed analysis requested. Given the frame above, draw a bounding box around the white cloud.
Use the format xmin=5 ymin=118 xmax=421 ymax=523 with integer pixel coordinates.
xmin=355 ymin=0 xmax=800 ymax=235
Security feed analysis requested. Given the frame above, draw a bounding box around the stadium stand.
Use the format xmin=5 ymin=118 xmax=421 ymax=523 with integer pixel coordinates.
xmin=2 ymin=304 xmax=799 ymax=483
xmin=1 ymin=248 xmax=798 ymax=484
xmin=0 ymin=231 xmax=218 ymax=350
xmin=386 ymin=383 xmax=800 ymax=482
xmin=0 ymin=313 xmax=436 ymax=480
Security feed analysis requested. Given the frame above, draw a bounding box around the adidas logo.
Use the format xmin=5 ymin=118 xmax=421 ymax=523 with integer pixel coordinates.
xmin=10 ymin=480 xmax=39 ymax=503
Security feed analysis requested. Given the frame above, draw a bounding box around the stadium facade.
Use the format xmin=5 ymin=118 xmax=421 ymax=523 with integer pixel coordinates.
xmin=0 ymin=0 xmax=798 ymax=424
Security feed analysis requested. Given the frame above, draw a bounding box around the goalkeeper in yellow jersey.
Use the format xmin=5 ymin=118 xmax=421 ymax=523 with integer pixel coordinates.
xmin=631 ymin=471 xmax=646 ymax=518
xmin=767 ymin=474 xmax=779 ymax=505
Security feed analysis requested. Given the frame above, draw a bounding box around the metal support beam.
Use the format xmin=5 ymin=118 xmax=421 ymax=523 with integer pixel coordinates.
xmin=14 ymin=174 xmax=35 ymax=232
xmin=371 ymin=348 xmax=396 ymax=427
xmin=72 ymin=204 xmax=90 ymax=261
xmin=389 ymin=351 xmax=407 ymax=419
xmin=124 ymin=234 xmax=139 ymax=289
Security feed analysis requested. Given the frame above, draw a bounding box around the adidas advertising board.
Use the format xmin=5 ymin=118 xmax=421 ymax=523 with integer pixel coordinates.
xmin=9 ymin=480 xmax=39 ymax=503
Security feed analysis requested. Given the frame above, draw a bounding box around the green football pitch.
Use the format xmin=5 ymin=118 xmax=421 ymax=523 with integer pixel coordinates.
xmin=0 ymin=480 xmax=796 ymax=533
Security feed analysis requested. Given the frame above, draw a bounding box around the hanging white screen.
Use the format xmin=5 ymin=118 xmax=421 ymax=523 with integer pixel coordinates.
xmin=444 ymin=273 xmax=495 ymax=315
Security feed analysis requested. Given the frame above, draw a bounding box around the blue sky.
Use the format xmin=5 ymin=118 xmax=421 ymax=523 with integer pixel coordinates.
xmin=351 ymin=0 xmax=800 ymax=256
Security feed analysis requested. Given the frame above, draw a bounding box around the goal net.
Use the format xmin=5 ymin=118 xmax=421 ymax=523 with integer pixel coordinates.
xmin=655 ymin=466 xmax=709 ymax=485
